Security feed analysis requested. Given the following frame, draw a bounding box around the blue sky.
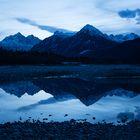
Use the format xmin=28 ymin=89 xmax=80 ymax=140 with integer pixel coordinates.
xmin=0 ymin=0 xmax=140 ymax=40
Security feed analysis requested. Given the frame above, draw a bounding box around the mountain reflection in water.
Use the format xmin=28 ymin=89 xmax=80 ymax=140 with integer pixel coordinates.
xmin=0 ymin=76 xmax=140 ymax=123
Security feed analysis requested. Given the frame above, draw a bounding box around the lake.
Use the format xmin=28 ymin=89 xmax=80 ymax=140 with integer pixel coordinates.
xmin=0 ymin=65 xmax=140 ymax=124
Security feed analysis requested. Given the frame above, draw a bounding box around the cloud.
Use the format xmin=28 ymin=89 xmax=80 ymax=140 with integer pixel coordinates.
xmin=15 ymin=18 xmax=73 ymax=33
xmin=118 ymin=9 xmax=140 ymax=24
xmin=118 ymin=9 xmax=136 ymax=18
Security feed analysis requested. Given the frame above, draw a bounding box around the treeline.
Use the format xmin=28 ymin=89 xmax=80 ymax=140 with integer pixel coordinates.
xmin=0 ymin=44 xmax=140 ymax=65
xmin=0 ymin=48 xmax=65 ymax=65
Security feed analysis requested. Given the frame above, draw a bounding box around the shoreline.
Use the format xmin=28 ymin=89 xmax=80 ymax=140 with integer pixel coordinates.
xmin=0 ymin=120 xmax=140 ymax=140
xmin=1 ymin=64 xmax=140 ymax=82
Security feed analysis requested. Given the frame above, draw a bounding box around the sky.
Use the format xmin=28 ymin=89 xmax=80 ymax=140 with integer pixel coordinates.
xmin=0 ymin=0 xmax=140 ymax=40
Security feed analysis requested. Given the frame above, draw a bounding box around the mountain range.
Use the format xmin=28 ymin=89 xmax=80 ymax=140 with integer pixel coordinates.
xmin=0 ymin=24 xmax=140 ymax=64
xmin=109 ymin=33 xmax=140 ymax=42
xmin=0 ymin=24 xmax=139 ymax=52
xmin=32 ymin=25 xmax=118 ymax=57
xmin=31 ymin=24 xmax=140 ymax=61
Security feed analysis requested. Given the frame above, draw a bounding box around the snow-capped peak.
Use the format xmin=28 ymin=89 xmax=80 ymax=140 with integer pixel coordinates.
xmin=79 ymin=24 xmax=106 ymax=38
xmin=109 ymin=33 xmax=140 ymax=42
xmin=0 ymin=33 xmax=41 ymax=51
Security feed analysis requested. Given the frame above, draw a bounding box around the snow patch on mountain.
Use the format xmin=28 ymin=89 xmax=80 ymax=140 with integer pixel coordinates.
xmin=109 ymin=33 xmax=140 ymax=42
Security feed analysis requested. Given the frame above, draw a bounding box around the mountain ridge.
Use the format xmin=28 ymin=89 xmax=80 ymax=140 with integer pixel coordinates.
xmin=0 ymin=24 xmax=140 ymax=64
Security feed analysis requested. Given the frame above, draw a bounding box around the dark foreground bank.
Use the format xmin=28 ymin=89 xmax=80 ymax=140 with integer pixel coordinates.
xmin=0 ymin=120 xmax=140 ymax=140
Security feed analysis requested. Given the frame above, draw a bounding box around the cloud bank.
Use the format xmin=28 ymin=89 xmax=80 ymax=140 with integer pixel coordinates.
xmin=0 ymin=0 xmax=140 ymax=40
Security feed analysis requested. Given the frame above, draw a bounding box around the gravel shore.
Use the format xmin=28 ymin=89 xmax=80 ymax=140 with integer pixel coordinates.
xmin=0 ymin=120 xmax=140 ymax=140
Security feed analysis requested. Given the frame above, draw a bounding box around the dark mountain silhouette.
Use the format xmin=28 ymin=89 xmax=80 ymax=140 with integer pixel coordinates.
xmin=31 ymin=24 xmax=118 ymax=57
xmin=92 ymin=38 xmax=140 ymax=64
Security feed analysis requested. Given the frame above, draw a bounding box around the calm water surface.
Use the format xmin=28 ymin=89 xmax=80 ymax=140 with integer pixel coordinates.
xmin=0 ymin=74 xmax=140 ymax=124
